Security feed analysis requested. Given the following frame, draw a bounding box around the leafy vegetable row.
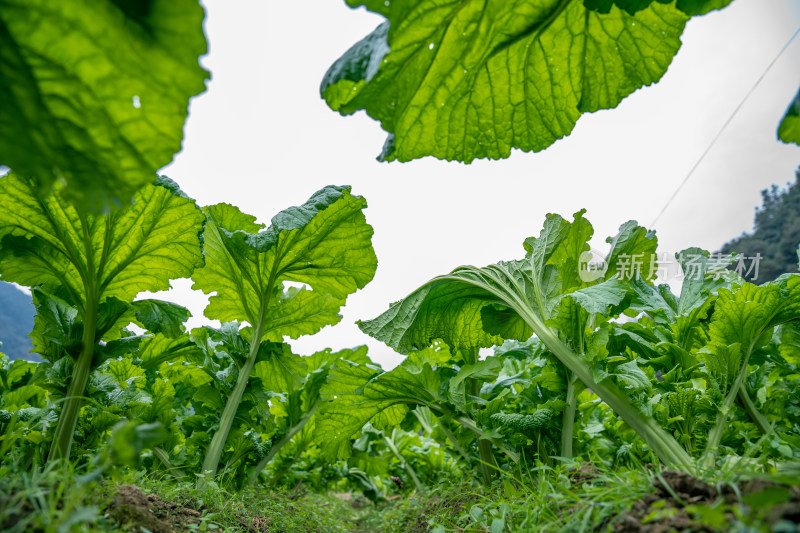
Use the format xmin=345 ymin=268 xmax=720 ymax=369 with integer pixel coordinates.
xmin=330 ymin=211 xmax=800 ymax=474
xmin=0 ymin=172 xmax=378 ymax=484
xmin=2 ymin=184 xmax=798 ymax=483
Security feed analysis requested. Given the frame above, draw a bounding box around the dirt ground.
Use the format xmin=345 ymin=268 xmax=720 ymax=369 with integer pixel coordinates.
xmin=107 ymin=484 xmax=202 ymax=533
xmin=615 ymin=470 xmax=800 ymax=533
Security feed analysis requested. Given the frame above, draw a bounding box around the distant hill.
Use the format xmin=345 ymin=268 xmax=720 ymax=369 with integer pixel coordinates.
xmin=0 ymin=281 xmax=37 ymax=361
xmin=720 ymin=167 xmax=800 ymax=283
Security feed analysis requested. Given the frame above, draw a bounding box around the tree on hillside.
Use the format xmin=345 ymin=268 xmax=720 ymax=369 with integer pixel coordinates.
xmin=720 ymin=166 xmax=800 ymax=283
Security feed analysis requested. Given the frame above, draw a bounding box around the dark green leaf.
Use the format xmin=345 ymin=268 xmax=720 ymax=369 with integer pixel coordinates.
xmin=29 ymin=289 xmax=81 ymax=360
xmin=583 ymin=0 xmax=731 ymax=16
xmin=133 ymin=299 xmax=191 ymax=338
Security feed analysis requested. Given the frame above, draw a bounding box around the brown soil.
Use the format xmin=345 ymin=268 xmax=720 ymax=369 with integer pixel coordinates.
xmin=568 ymin=462 xmax=601 ymax=485
xmin=615 ymin=470 xmax=800 ymax=533
xmin=107 ymin=484 xmax=201 ymax=533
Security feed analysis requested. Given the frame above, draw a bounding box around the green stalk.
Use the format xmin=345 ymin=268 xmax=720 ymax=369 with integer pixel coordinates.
xmin=702 ymin=349 xmax=755 ymax=469
xmin=267 ymin=441 xmax=312 ymax=488
xmin=454 ymin=414 xmax=520 ymax=463
xmin=249 ymin=399 xmax=321 ymax=485
xmin=465 ymin=348 xmax=497 ymax=484
xmin=48 ymin=213 xmax=99 ymax=464
xmin=47 ymin=294 xmax=97 ymax=463
xmin=560 ymin=375 xmax=577 ymax=459
xmin=201 ymin=310 xmax=266 ymax=480
xmin=737 ymin=384 xmax=771 ymax=435
xmin=476 ymin=439 xmax=496 ymax=485
xmin=383 ymin=433 xmax=424 ymax=493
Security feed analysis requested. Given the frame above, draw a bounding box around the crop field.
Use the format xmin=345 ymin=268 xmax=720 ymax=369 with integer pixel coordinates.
xmin=0 ymin=1 xmax=799 ymax=532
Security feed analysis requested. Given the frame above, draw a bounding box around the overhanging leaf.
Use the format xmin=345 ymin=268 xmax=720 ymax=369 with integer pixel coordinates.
xmin=323 ymin=0 xmax=687 ymax=162
xmin=0 ymin=0 xmax=209 ymax=209
xmin=359 ymin=265 xmax=517 ymax=353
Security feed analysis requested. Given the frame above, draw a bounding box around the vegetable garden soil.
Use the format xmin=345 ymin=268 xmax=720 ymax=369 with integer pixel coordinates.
xmin=107 ymin=484 xmax=318 ymax=532
xmin=5 ymin=471 xmax=800 ymax=532
xmin=108 ymin=485 xmax=202 ymax=533
xmin=616 ymin=470 xmax=800 ymax=533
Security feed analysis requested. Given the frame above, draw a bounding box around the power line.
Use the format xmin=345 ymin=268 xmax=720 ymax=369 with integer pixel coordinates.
xmin=649 ymin=25 xmax=800 ymax=228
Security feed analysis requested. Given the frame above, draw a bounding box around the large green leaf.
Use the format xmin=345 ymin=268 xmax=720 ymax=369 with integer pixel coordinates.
xmin=359 ymin=265 xmax=514 ymax=353
xmin=305 ymin=345 xmax=373 ymax=370
xmin=709 ymin=276 xmax=800 ymax=354
xmin=137 ymin=333 xmax=204 ymax=371
xmin=191 ymin=185 xmax=377 ymax=340
xmin=566 ymin=277 xmax=629 ymax=315
xmin=0 ymin=0 xmax=209 ymax=209
xmin=778 ymin=87 xmax=800 ymax=146
xmin=315 ymin=356 xmax=442 ymax=460
xmin=323 ymin=0 xmax=688 ymax=162
xmin=0 ymin=174 xmax=204 ymax=314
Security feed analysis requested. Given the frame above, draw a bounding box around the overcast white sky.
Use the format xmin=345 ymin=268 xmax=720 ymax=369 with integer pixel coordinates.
xmin=155 ymin=0 xmax=800 ymax=369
